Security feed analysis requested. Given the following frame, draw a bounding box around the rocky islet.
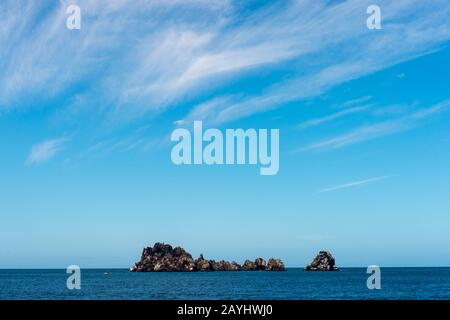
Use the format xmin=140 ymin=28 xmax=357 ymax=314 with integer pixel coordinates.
xmin=304 ymin=251 xmax=339 ymax=271
xmin=130 ymin=243 xmax=339 ymax=272
xmin=130 ymin=243 xmax=285 ymax=272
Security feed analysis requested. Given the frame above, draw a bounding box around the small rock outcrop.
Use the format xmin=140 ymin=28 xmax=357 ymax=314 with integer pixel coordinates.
xmin=130 ymin=242 xmax=196 ymax=272
xmin=305 ymin=251 xmax=339 ymax=271
xmin=266 ymin=258 xmax=285 ymax=271
xmin=130 ymin=243 xmax=285 ymax=272
xmin=241 ymin=259 xmax=256 ymax=271
xmin=254 ymin=258 xmax=267 ymax=271
xmin=194 ymin=254 xmax=211 ymax=271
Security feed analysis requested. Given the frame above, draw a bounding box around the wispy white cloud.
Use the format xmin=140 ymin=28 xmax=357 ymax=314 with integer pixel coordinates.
xmin=319 ymin=176 xmax=390 ymax=193
xmin=297 ymin=105 xmax=370 ymax=130
xmin=0 ymin=0 xmax=449 ymax=128
xmin=184 ymin=0 xmax=450 ymax=124
xmin=26 ymin=138 xmax=68 ymax=165
xmin=298 ymin=99 xmax=450 ymax=151
xmin=62 ymin=124 xmax=165 ymax=166
xmin=332 ymin=96 xmax=373 ymax=109
xmin=0 ymin=0 xmax=231 ymax=114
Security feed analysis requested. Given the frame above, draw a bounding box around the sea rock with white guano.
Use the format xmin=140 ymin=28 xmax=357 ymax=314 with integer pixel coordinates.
xmin=130 ymin=243 xmax=285 ymax=272
xmin=305 ymin=251 xmax=339 ymax=271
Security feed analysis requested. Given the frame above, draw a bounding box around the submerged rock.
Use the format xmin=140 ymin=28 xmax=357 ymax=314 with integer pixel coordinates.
xmin=305 ymin=251 xmax=339 ymax=271
xmin=130 ymin=243 xmax=285 ymax=272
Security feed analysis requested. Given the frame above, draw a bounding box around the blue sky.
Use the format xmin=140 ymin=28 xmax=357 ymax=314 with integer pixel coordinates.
xmin=1 ymin=0 xmax=450 ymax=268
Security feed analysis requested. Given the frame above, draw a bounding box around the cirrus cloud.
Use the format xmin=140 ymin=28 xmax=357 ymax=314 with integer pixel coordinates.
xmin=26 ymin=138 xmax=68 ymax=165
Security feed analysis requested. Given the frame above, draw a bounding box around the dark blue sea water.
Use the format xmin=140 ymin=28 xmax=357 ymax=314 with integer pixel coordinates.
xmin=0 ymin=268 xmax=449 ymax=300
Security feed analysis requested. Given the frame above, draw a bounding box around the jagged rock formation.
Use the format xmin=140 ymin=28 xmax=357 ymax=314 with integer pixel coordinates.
xmin=305 ymin=251 xmax=339 ymax=271
xmin=130 ymin=243 xmax=285 ymax=272
xmin=194 ymin=254 xmax=211 ymax=271
xmin=130 ymin=242 xmax=195 ymax=272
xmin=254 ymin=257 xmax=266 ymax=271
xmin=241 ymin=259 xmax=256 ymax=271
xmin=266 ymin=258 xmax=285 ymax=271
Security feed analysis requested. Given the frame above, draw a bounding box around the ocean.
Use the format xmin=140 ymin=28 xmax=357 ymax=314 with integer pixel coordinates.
xmin=0 ymin=268 xmax=449 ymax=300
